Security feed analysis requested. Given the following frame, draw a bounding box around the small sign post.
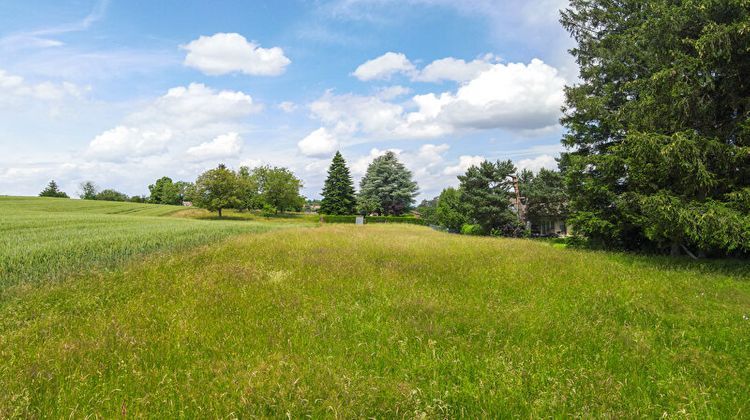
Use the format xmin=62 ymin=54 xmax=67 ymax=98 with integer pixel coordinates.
xmin=356 ymin=216 xmax=364 ymax=225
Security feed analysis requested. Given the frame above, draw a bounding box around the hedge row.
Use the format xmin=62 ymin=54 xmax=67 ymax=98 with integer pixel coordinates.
xmin=366 ymin=216 xmax=426 ymax=225
xmin=319 ymin=215 xmax=357 ymax=223
xmin=319 ymin=215 xmax=426 ymax=225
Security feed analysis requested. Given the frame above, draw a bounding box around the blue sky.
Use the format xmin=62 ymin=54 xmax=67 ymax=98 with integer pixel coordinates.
xmin=0 ymin=0 xmax=574 ymax=199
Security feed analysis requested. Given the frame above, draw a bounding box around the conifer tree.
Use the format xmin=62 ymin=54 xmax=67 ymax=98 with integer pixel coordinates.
xmin=319 ymin=151 xmax=356 ymax=215
xmin=39 ymin=180 xmax=69 ymax=198
xmin=458 ymin=159 xmax=519 ymax=235
xmin=560 ymin=0 xmax=750 ymax=256
xmin=357 ymin=151 xmax=418 ymax=216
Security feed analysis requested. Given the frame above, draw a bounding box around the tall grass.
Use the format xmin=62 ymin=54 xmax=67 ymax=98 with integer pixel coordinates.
xmin=0 ymin=197 xmax=309 ymax=288
xmin=1 ymin=222 xmax=748 ymax=417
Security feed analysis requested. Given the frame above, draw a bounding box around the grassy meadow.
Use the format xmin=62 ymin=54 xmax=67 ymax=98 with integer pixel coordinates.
xmin=1 ymin=197 xmax=749 ymax=417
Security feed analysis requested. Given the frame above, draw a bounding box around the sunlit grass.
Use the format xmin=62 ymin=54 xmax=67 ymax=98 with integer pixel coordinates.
xmin=1 ymin=219 xmax=748 ymax=417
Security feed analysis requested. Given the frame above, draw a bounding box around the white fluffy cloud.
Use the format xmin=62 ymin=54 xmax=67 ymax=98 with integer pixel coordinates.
xmin=414 ymin=55 xmax=498 ymax=83
xmin=353 ymin=52 xmax=500 ymax=83
xmin=298 ymin=127 xmax=339 ymax=157
xmin=126 ymin=83 xmax=261 ymax=131
xmin=310 ymin=91 xmax=407 ymax=136
xmin=182 ymin=33 xmax=291 ymax=76
xmin=353 ymin=52 xmax=416 ymax=81
xmin=186 ymin=132 xmax=243 ymax=161
xmin=436 ymin=58 xmax=565 ymax=130
xmin=314 ymin=58 xmax=565 ymax=140
xmin=517 ymin=154 xmax=558 ymax=173
xmin=443 ymin=155 xmax=486 ymax=176
xmin=375 ymin=85 xmax=412 ymax=100
xmin=87 ymin=83 xmax=260 ymax=161
xmin=87 ymin=126 xmax=172 ymax=162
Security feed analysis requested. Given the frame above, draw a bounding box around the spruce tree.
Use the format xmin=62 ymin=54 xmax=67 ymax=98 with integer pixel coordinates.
xmin=357 ymin=151 xmax=418 ymax=216
xmin=560 ymin=0 xmax=750 ymax=256
xmin=319 ymin=151 xmax=356 ymax=215
xmin=39 ymin=180 xmax=69 ymax=198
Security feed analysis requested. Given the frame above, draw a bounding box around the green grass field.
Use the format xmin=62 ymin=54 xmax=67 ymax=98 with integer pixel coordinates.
xmin=1 ymin=197 xmax=749 ymax=417
xmin=0 ymin=197 xmax=309 ymax=289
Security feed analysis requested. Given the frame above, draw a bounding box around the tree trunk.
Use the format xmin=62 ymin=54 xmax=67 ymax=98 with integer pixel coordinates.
xmin=670 ymin=241 xmax=681 ymax=257
xmin=218 ymin=208 xmax=222 ymax=218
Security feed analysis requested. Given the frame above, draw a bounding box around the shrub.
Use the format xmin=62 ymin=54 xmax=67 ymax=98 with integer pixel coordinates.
xmin=366 ymin=216 xmax=426 ymax=225
xmin=318 ymin=215 xmax=427 ymax=225
xmin=461 ymin=224 xmax=483 ymax=235
xmin=320 ymin=215 xmax=357 ymax=224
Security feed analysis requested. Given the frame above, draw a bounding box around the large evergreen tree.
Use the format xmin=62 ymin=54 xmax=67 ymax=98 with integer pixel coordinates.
xmin=357 ymin=151 xmax=418 ymax=216
xmin=319 ymin=151 xmax=356 ymax=215
xmin=458 ymin=159 xmax=520 ymax=235
xmin=560 ymin=0 xmax=750 ymax=256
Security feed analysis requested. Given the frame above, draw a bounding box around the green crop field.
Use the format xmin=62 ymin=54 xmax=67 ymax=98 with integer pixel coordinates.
xmin=0 ymin=197 xmax=309 ymax=288
xmin=1 ymin=197 xmax=749 ymax=417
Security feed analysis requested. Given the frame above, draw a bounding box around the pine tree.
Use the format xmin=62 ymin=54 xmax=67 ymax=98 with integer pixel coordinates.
xmin=458 ymin=159 xmax=519 ymax=235
xmin=39 ymin=180 xmax=69 ymax=198
xmin=357 ymin=151 xmax=418 ymax=216
xmin=319 ymin=151 xmax=356 ymax=215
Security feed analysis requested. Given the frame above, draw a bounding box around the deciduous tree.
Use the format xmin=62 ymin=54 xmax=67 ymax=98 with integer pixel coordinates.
xmin=79 ymin=181 xmax=98 ymax=200
xmin=192 ymin=164 xmax=240 ymax=217
xmin=148 ymin=176 xmax=182 ymax=205
xmin=435 ymin=187 xmax=467 ymax=232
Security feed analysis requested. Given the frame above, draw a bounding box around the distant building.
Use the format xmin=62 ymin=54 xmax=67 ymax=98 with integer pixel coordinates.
xmin=513 ymin=190 xmax=570 ymax=237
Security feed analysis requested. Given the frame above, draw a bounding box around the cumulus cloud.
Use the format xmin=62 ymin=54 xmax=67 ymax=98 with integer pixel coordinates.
xmin=414 ymin=55 xmax=497 ymax=83
xmin=375 ymin=85 xmax=412 ymax=100
xmin=126 ymin=83 xmax=260 ymax=131
xmin=310 ymin=91 xmax=407 ymax=137
xmin=435 ymin=58 xmax=565 ymax=130
xmin=314 ymin=58 xmax=565 ymax=140
xmin=87 ymin=126 xmax=172 ymax=162
xmin=443 ymin=155 xmax=486 ymax=176
xmin=517 ymin=154 xmax=558 ymax=173
xmin=182 ymin=33 xmax=291 ymax=76
xmin=352 ymin=52 xmax=416 ymax=81
xmin=298 ymin=127 xmax=339 ymax=157
xmin=353 ymin=52 xmax=500 ymax=83
xmin=87 ymin=83 xmax=260 ymax=162
xmin=186 ymin=132 xmax=243 ymax=161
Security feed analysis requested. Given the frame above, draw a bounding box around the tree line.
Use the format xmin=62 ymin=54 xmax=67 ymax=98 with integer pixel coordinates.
xmin=38 ymin=164 xmax=306 ymax=217
xmin=318 ymin=151 xmax=568 ymax=237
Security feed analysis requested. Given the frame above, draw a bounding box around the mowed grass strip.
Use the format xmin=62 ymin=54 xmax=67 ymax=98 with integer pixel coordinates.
xmin=0 ymin=197 xmax=308 ymax=288
xmin=1 ymin=224 xmax=749 ymax=417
